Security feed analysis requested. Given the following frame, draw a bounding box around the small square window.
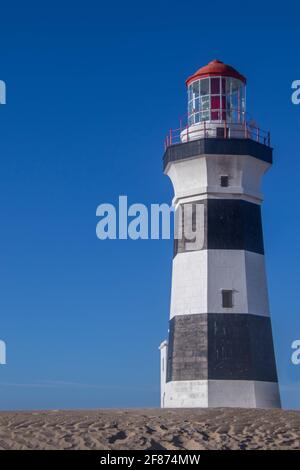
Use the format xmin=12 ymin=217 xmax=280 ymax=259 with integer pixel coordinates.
xmin=213 ymin=126 xmax=225 ymax=139
xmin=220 ymin=175 xmax=229 ymax=187
xmin=222 ymin=290 xmax=233 ymax=308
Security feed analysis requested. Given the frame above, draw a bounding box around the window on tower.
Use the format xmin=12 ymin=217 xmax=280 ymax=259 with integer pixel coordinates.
xmin=220 ymin=175 xmax=229 ymax=187
xmin=222 ymin=290 xmax=233 ymax=308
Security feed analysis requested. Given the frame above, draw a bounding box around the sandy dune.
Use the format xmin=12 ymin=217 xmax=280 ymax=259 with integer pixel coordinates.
xmin=0 ymin=408 xmax=299 ymax=450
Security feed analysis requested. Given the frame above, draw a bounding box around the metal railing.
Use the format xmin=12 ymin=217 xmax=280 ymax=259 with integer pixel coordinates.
xmin=164 ymin=111 xmax=271 ymax=149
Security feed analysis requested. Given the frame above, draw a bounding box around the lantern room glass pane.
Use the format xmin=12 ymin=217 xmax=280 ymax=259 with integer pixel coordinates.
xmin=211 ymin=77 xmax=220 ymax=94
xmin=211 ymin=96 xmax=220 ymax=120
xmin=202 ymin=111 xmax=210 ymax=121
xmin=221 ymin=77 xmax=226 ymax=94
xmin=224 ymin=77 xmax=245 ymax=123
xmin=221 ymin=96 xmax=226 ymax=120
xmin=201 ymin=95 xmax=209 ymax=108
xmin=200 ymin=78 xmax=209 ymax=95
xmin=192 ymin=81 xmax=200 ymax=98
xmin=200 ymin=95 xmax=209 ymax=121
xmin=211 ymin=96 xmax=220 ymax=110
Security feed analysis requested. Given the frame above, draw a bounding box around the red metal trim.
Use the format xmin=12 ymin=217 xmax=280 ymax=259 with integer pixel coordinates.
xmin=186 ymin=72 xmax=246 ymax=87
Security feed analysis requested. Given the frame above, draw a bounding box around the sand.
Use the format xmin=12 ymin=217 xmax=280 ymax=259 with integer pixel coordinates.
xmin=0 ymin=408 xmax=299 ymax=450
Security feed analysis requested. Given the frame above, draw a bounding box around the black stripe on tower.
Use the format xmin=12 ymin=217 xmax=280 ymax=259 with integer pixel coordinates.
xmin=166 ymin=314 xmax=278 ymax=383
xmin=174 ymin=199 xmax=264 ymax=256
xmin=163 ymin=137 xmax=273 ymax=171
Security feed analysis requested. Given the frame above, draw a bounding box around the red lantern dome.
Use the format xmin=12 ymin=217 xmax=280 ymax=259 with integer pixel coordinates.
xmin=186 ymin=59 xmax=246 ymax=87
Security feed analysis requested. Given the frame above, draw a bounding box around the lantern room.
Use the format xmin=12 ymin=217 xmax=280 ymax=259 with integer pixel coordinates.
xmin=180 ymin=60 xmax=248 ymax=142
xmin=165 ymin=60 xmax=270 ymax=147
xmin=186 ymin=59 xmax=246 ymax=125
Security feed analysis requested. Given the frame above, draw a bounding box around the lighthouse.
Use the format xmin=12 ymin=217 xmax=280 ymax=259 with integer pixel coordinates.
xmin=159 ymin=60 xmax=281 ymax=408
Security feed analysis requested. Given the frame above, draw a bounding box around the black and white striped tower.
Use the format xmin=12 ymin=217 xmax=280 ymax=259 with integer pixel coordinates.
xmin=159 ymin=60 xmax=281 ymax=408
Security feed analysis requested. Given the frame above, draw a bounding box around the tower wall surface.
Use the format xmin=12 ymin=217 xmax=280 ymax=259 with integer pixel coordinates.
xmin=160 ymin=139 xmax=281 ymax=408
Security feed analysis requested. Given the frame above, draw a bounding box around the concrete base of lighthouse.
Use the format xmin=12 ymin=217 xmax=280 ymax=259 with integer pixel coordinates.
xmin=160 ymin=374 xmax=280 ymax=409
xmin=159 ymin=341 xmax=281 ymax=409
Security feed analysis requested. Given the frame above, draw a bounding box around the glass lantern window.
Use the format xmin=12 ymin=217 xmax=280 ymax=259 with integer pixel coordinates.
xmin=188 ymin=76 xmax=245 ymax=124
xmin=200 ymin=78 xmax=209 ymax=95
xmin=211 ymin=77 xmax=220 ymax=94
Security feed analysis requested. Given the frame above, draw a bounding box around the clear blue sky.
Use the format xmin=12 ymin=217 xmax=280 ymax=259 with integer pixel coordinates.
xmin=0 ymin=1 xmax=299 ymax=410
